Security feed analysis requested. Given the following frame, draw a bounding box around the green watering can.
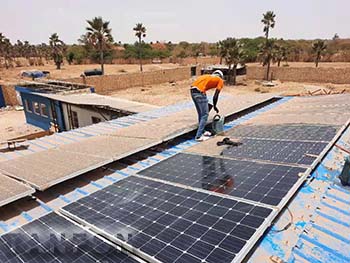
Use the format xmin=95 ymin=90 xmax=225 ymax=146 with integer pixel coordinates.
xmin=212 ymin=114 xmax=225 ymax=135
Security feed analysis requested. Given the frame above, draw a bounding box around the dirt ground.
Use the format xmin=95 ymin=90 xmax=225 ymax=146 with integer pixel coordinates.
xmin=2 ymin=62 xmax=350 ymax=83
xmin=0 ymin=109 xmax=42 ymax=141
xmin=0 ymin=63 xmax=180 ymax=82
xmin=109 ymin=76 xmax=350 ymax=106
xmin=247 ymin=62 xmax=350 ymax=68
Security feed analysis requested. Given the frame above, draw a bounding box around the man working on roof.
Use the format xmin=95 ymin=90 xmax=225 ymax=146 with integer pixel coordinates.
xmin=190 ymin=70 xmax=224 ymax=141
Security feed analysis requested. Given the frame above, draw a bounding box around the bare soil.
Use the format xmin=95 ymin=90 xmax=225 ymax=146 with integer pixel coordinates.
xmin=0 ymin=63 xmax=180 ymax=83
xmin=247 ymin=62 xmax=350 ymax=68
xmin=109 ymin=76 xmax=350 ymax=106
xmin=0 ymin=109 xmax=42 ymax=141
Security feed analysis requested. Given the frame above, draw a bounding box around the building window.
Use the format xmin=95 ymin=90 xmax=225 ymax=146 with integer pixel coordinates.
xmin=33 ymin=102 xmax=40 ymax=115
xmin=40 ymin=103 xmax=48 ymax=117
xmin=71 ymin=111 xmax=79 ymax=129
xmin=24 ymin=99 xmax=32 ymax=112
xmin=91 ymin=116 xmax=101 ymax=124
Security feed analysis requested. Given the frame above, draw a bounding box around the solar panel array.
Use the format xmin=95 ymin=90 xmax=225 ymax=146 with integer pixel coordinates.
xmin=221 ymin=138 xmax=328 ymax=166
xmin=139 ymin=153 xmax=306 ymax=206
xmin=62 ymin=176 xmax=274 ymax=263
xmin=227 ymin=124 xmax=339 ymax=142
xmin=0 ymin=212 xmax=138 ymax=263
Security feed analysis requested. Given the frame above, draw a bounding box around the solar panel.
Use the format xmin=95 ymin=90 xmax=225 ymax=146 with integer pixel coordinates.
xmin=61 ymin=176 xmax=274 ymax=263
xmin=221 ymin=138 xmax=328 ymax=166
xmin=138 ymin=153 xmax=306 ymax=206
xmin=0 ymin=212 xmax=139 ymax=263
xmin=227 ymin=124 xmax=339 ymax=142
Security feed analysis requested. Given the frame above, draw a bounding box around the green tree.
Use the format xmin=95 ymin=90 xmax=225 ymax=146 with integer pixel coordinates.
xmin=85 ymin=16 xmax=113 ymax=74
xmin=208 ymin=43 xmax=218 ymax=57
xmin=217 ymin=40 xmax=227 ymax=64
xmin=262 ymin=11 xmax=276 ymax=40
xmin=0 ymin=34 xmax=15 ymax=69
xmin=133 ymin=23 xmax=146 ymax=72
xmin=273 ymin=44 xmax=288 ymax=67
xmin=220 ymin=38 xmax=246 ymax=85
xmin=261 ymin=11 xmax=276 ymax=79
xmin=259 ymin=39 xmax=276 ymax=80
xmin=66 ymin=51 xmax=74 ymax=65
xmin=66 ymin=45 xmax=87 ymax=64
xmin=312 ymin=40 xmax=327 ymax=67
xmin=49 ymin=33 xmax=65 ymax=69
xmin=191 ymin=43 xmax=202 ymax=64
xmin=239 ymin=37 xmax=266 ymax=62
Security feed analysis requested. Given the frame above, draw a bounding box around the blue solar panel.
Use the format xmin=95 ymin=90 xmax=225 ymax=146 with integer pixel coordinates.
xmin=222 ymin=138 xmax=327 ymax=166
xmin=227 ymin=124 xmax=339 ymax=142
xmin=138 ymin=153 xmax=306 ymax=206
xmin=62 ymin=176 xmax=274 ymax=263
xmin=0 ymin=213 xmax=138 ymax=263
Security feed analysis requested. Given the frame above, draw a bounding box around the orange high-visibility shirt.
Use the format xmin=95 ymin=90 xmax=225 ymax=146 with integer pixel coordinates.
xmin=191 ymin=74 xmax=224 ymax=93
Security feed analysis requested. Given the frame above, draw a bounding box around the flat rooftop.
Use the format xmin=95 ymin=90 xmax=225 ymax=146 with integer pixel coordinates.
xmin=0 ymin=94 xmax=349 ymax=263
xmin=16 ymin=80 xmax=91 ymax=94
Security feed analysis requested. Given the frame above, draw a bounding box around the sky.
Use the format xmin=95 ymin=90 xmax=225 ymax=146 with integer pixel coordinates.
xmin=1 ymin=0 xmax=349 ymax=44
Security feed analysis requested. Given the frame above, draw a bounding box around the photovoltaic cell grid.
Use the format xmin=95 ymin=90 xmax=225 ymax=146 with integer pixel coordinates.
xmin=222 ymin=138 xmax=328 ymax=166
xmin=0 ymin=213 xmax=138 ymax=263
xmin=227 ymin=124 xmax=339 ymax=142
xmin=62 ymin=176 xmax=273 ymax=263
xmin=138 ymin=153 xmax=306 ymax=206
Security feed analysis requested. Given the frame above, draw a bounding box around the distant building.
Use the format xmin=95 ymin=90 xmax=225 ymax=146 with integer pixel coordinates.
xmin=16 ymin=80 xmax=157 ymax=132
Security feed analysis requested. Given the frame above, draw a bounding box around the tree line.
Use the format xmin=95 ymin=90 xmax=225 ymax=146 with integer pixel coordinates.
xmin=218 ymin=11 xmax=331 ymax=83
xmin=0 ymin=14 xmax=347 ymax=78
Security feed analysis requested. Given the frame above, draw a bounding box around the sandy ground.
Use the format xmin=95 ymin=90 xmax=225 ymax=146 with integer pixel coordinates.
xmin=109 ymin=76 xmax=350 ymax=106
xmin=0 ymin=63 xmax=181 ymax=82
xmin=2 ymin=62 xmax=350 ymax=83
xmin=0 ymin=109 xmax=42 ymax=141
xmin=247 ymin=62 xmax=350 ymax=68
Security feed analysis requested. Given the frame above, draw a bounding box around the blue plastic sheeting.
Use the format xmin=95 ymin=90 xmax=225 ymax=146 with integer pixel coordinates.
xmin=21 ymin=70 xmax=47 ymax=78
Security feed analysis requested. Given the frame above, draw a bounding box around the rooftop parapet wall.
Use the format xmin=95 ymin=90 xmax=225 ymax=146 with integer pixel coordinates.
xmin=64 ymin=67 xmax=192 ymax=94
xmin=247 ymin=66 xmax=350 ymax=84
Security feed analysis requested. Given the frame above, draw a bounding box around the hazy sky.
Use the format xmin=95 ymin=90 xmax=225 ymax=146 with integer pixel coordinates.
xmin=1 ymin=0 xmax=348 ymax=44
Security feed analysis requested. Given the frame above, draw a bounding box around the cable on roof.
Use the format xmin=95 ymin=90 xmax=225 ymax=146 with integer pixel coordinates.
xmin=270 ymin=207 xmax=294 ymax=233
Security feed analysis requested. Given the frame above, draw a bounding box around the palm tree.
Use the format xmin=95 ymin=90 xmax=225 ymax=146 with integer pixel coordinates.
xmin=259 ymin=39 xmax=276 ymax=80
xmin=312 ymin=40 xmax=327 ymax=68
xmin=0 ymin=34 xmax=13 ymax=69
xmin=273 ymin=44 xmax=288 ymax=67
xmin=86 ymin=16 xmax=113 ymax=74
xmin=133 ymin=23 xmax=146 ymax=72
xmin=261 ymin=11 xmax=276 ymax=80
xmin=262 ymin=11 xmax=276 ymax=40
xmin=220 ymin=38 xmax=246 ymax=85
xmin=49 ymin=33 xmax=65 ymax=69
xmin=217 ymin=41 xmax=226 ymax=64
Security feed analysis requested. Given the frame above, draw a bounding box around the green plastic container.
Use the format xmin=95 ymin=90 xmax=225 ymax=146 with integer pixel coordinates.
xmin=212 ymin=114 xmax=225 ymax=135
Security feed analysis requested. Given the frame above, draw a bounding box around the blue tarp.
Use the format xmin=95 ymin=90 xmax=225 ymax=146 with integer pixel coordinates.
xmin=21 ymin=71 xmax=48 ymax=79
